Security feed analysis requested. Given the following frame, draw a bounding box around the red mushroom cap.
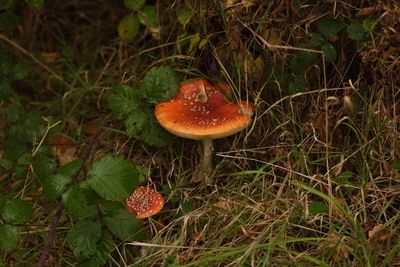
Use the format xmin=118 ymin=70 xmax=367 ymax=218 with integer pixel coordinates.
xmin=155 ymin=79 xmax=253 ymax=140
xmin=126 ymin=186 xmax=164 ymax=219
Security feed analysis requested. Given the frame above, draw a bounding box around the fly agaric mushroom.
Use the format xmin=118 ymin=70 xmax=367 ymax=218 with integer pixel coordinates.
xmin=126 ymin=186 xmax=164 ymax=219
xmin=155 ymin=78 xmax=253 ymax=183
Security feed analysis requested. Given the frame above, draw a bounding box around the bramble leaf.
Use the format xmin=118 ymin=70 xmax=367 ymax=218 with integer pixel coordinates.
xmin=107 ymin=85 xmax=141 ymax=118
xmin=67 ymin=220 xmax=102 ymax=258
xmin=87 ymin=155 xmax=139 ymax=201
xmin=62 ymin=185 xmax=90 ymax=217
xmin=317 ymin=16 xmax=345 ymax=38
xmin=42 ymin=174 xmax=71 ymax=200
xmin=2 ymin=199 xmax=33 ymax=224
xmin=123 ymin=0 xmax=144 ymax=10
xmin=0 ymin=225 xmax=19 ymax=250
xmin=118 ymin=15 xmax=140 ymax=40
xmin=104 ymin=208 xmax=144 ymax=240
xmin=140 ymin=66 xmax=179 ymax=103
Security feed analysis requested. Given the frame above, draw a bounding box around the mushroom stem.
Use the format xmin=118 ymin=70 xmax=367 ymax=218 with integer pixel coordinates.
xmin=199 ymin=138 xmax=213 ymax=183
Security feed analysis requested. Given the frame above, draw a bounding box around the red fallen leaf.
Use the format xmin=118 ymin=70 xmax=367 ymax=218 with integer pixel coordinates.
xmin=368 ymin=224 xmax=389 ymax=250
xmin=82 ymin=118 xmax=102 ymax=136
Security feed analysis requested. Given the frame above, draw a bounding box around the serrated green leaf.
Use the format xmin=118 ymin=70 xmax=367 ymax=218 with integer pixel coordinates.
xmin=308 ymin=201 xmax=329 ymax=216
xmin=124 ymin=110 xmax=147 ymax=136
xmin=15 ymin=166 xmax=27 ymax=179
xmin=0 ymin=0 xmax=13 ymax=9
xmin=290 ymin=51 xmax=317 ymax=74
xmin=123 ymin=0 xmax=144 ymax=10
xmin=0 ymin=195 xmax=9 ymax=215
xmin=67 ymin=220 xmax=102 ymax=258
xmin=62 ymin=185 xmax=89 ymax=217
xmin=177 ymin=7 xmax=193 ymax=27
xmin=2 ymin=199 xmax=33 ymax=224
xmin=104 ymin=208 xmax=143 ymax=240
xmin=2 ymin=137 xmax=30 ymax=162
xmin=9 ymin=113 xmax=42 ymax=143
xmin=25 ymin=0 xmax=43 ymax=8
xmin=107 ymin=85 xmax=141 ymax=118
xmin=317 ymin=16 xmax=345 ymax=38
xmin=391 ymin=162 xmax=400 ymax=170
xmin=0 ymin=225 xmax=19 ymax=250
xmin=118 ymin=15 xmax=140 ymax=41
xmin=288 ymin=76 xmax=307 ymax=94
xmin=17 ymin=152 xmax=33 ymax=165
xmin=143 ymin=117 xmax=173 ymax=147
xmin=87 ymin=155 xmax=139 ymax=201
xmin=0 ymin=81 xmax=13 ymax=100
xmin=140 ymin=66 xmax=179 ymax=103
xmin=13 ymin=63 xmax=30 ymax=80
xmin=57 ymin=158 xmax=83 ymax=177
xmin=80 ymin=233 xmax=114 ymax=266
xmin=362 ymin=17 xmax=375 ymax=32
xmin=0 ymin=10 xmax=20 ymax=32
xmin=33 ymin=154 xmax=57 ymax=182
xmin=308 ymin=33 xmax=325 ymax=47
xmin=321 ymin=43 xmax=337 ymax=63
xmin=138 ymin=5 xmax=158 ymax=28
xmin=42 ymin=173 xmax=71 ymax=200
xmin=347 ymin=20 xmax=368 ymax=41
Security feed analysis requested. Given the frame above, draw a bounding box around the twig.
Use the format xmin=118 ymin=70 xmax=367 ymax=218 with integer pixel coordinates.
xmin=38 ymin=128 xmax=103 ymax=267
xmin=0 ymin=34 xmax=65 ymax=83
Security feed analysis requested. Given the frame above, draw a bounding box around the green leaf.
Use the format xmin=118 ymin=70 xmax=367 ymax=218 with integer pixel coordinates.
xmin=2 ymin=137 xmax=29 ymax=162
xmin=0 ymin=10 xmax=20 ymax=32
xmin=138 ymin=5 xmax=158 ymax=28
xmin=140 ymin=66 xmax=179 ymax=103
xmin=4 ymin=105 xmax=19 ymax=122
xmin=42 ymin=174 xmax=71 ymax=200
xmin=347 ymin=20 xmax=368 ymax=41
xmin=143 ymin=117 xmax=173 ymax=147
xmin=87 ymin=155 xmax=139 ymax=201
xmin=123 ymin=0 xmax=144 ymax=10
xmin=67 ymin=220 xmax=102 ymax=258
xmin=308 ymin=201 xmax=329 ymax=216
xmin=288 ymin=76 xmax=307 ymax=94
xmin=391 ymin=162 xmax=400 ymax=170
xmin=104 ymin=208 xmax=144 ymax=240
xmin=321 ymin=43 xmax=337 ymax=63
xmin=0 ymin=195 xmax=9 ymax=215
xmin=2 ymin=199 xmax=33 ymax=224
xmin=107 ymin=85 xmax=141 ymax=119
xmin=17 ymin=152 xmax=33 ymax=165
xmin=0 ymin=225 xmax=19 ymax=250
xmin=15 ymin=166 xmax=27 ymax=179
xmin=13 ymin=63 xmax=30 ymax=80
xmin=57 ymin=158 xmax=83 ymax=177
xmin=0 ymin=0 xmax=13 ymax=9
xmin=80 ymin=233 xmax=114 ymax=266
xmin=62 ymin=185 xmax=89 ymax=217
xmin=24 ymin=0 xmax=43 ymax=8
xmin=177 ymin=7 xmax=193 ymax=27
xmin=9 ymin=113 xmax=42 ymax=143
xmin=362 ymin=17 xmax=375 ymax=32
xmin=124 ymin=110 xmax=147 ymax=136
xmin=118 ymin=15 xmax=140 ymax=41
xmin=32 ymin=154 xmax=57 ymax=182
xmin=317 ymin=16 xmax=345 ymax=38
xmin=308 ymin=33 xmax=325 ymax=47
xmin=0 ymin=81 xmax=13 ymax=100
xmin=290 ymin=51 xmax=317 ymax=74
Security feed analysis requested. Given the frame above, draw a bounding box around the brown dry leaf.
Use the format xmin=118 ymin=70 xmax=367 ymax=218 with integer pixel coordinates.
xmin=261 ymin=28 xmax=281 ymax=47
xmin=332 ymin=154 xmax=345 ymax=177
xmin=241 ymin=50 xmax=264 ymax=81
xmin=82 ymin=119 xmax=102 ymax=136
xmin=368 ymin=224 xmax=389 ymax=250
xmin=356 ymin=7 xmax=376 ymax=17
xmin=40 ymin=52 xmax=58 ymax=64
xmin=317 ymin=232 xmax=350 ymax=262
xmin=50 ymin=134 xmax=78 ymax=166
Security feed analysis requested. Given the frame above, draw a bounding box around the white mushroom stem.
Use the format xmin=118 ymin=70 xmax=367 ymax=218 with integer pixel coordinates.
xmin=199 ymin=138 xmax=213 ymax=180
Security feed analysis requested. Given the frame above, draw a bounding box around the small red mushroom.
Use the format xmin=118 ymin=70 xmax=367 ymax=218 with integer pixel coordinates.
xmin=126 ymin=186 xmax=164 ymax=219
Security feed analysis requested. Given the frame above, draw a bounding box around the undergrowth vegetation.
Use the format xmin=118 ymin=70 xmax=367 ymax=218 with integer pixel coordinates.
xmin=0 ymin=0 xmax=399 ymax=266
